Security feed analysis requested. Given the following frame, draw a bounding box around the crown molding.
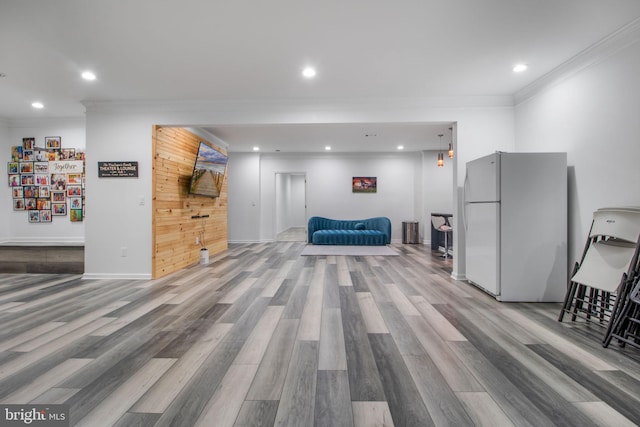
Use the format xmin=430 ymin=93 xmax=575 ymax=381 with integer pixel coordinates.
xmin=515 ymin=17 xmax=640 ymax=105
xmin=82 ymin=95 xmax=515 ymax=115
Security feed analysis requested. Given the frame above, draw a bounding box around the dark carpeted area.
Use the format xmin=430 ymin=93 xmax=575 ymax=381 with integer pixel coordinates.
xmin=0 ymin=245 xmax=84 ymax=274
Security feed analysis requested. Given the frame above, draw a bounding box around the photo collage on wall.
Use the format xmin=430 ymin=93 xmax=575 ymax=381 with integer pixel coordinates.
xmin=8 ymin=137 xmax=85 ymax=223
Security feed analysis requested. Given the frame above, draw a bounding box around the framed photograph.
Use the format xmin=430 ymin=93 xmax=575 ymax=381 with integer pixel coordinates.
xmin=8 ymin=162 xmax=19 ymax=174
xmin=23 ymin=137 xmax=35 ymax=150
xmin=47 ymin=150 xmax=59 ymax=161
xmin=67 ymin=174 xmax=82 ymax=185
xmin=9 ymin=174 xmax=20 ymax=187
xmin=22 ymin=150 xmax=34 ymax=161
xmin=11 ymin=146 xmax=23 ymax=161
xmin=23 ymin=186 xmax=38 ymax=198
xmin=36 ymin=199 xmax=51 ymax=210
xmin=70 ymin=209 xmax=83 ymax=222
xmin=38 ymin=186 xmax=50 ymax=198
xmin=67 ymin=185 xmax=82 ymax=197
xmin=20 ymin=162 xmax=34 ymax=174
xmin=24 ymin=198 xmax=37 ymax=210
xmin=28 ymin=210 xmax=40 ymax=223
xmin=75 ymin=150 xmax=86 ymax=161
xmin=34 ymin=150 xmax=49 ymax=162
xmin=52 ymin=203 xmax=67 ymax=216
xmin=12 ymin=187 xmax=24 ymax=198
xmin=60 ymin=148 xmax=75 ymax=160
xmin=34 ymin=162 xmax=49 ymax=173
xmin=45 ymin=136 xmax=61 ymax=149
xmin=35 ymin=174 xmax=49 ymax=186
xmin=13 ymin=199 xmax=25 ymax=210
xmin=21 ymin=174 xmax=34 ymax=186
xmin=51 ymin=174 xmax=67 ymax=190
xmin=352 ymin=176 xmax=377 ymax=193
xmin=39 ymin=210 xmax=52 ymax=222
xmin=51 ymin=190 xmax=66 ymax=202
xmin=69 ymin=197 xmax=82 ymax=209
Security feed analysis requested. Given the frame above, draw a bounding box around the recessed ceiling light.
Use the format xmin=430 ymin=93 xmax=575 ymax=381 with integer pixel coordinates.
xmin=513 ymin=64 xmax=528 ymax=73
xmin=397 ymin=145 xmax=404 ymax=150
xmin=325 ymin=146 xmax=331 ymax=151
xmin=302 ymin=67 xmax=316 ymax=78
xmin=253 ymin=146 xmax=260 ymax=151
xmin=81 ymin=71 xmax=96 ymax=80
xmin=31 ymin=102 xmax=44 ymax=109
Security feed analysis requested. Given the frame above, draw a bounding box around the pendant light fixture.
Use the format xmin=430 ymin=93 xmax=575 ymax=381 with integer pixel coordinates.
xmin=437 ymin=134 xmax=444 ymax=167
xmin=448 ymin=127 xmax=454 ymax=159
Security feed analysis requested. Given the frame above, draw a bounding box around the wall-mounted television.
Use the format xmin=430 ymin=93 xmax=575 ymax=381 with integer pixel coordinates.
xmin=189 ymin=141 xmax=228 ymax=198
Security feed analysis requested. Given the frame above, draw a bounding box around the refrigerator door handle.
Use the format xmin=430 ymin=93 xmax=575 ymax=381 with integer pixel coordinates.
xmin=463 ymin=170 xmax=470 ymax=232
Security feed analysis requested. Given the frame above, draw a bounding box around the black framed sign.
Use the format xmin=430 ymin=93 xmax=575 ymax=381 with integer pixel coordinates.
xmin=98 ymin=161 xmax=139 ymax=178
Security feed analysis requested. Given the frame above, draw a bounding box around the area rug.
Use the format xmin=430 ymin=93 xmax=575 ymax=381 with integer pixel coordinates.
xmin=301 ymin=245 xmax=399 ymax=256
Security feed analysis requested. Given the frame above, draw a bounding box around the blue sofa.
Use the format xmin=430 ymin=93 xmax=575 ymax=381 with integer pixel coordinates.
xmin=307 ymin=216 xmax=391 ymax=245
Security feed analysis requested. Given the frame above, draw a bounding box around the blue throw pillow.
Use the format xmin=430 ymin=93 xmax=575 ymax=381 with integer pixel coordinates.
xmin=354 ymin=222 xmax=366 ymax=230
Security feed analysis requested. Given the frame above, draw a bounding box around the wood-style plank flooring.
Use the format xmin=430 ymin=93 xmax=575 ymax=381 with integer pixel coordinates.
xmin=1 ymin=241 xmax=640 ymax=426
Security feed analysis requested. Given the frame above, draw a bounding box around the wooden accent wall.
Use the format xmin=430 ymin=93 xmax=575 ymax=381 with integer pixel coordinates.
xmin=152 ymin=126 xmax=228 ymax=278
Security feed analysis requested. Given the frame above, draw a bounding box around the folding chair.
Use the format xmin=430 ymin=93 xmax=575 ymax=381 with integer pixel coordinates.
xmin=558 ymin=207 xmax=640 ymax=343
xmin=603 ymin=274 xmax=640 ymax=349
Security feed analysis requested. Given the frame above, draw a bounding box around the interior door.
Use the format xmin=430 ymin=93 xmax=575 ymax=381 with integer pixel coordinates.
xmin=275 ymin=172 xmax=307 ymax=241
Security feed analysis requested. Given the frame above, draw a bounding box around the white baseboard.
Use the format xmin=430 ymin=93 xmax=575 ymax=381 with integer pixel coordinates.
xmin=0 ymin=238 xmax=84 ymax=246
xmin=82 ymin=273 xmax=152 ymax=280
xmin=451 ymin=272 xmax=466 ymax=281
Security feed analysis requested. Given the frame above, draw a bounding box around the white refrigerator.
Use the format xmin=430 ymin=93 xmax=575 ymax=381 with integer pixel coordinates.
xmin=464 ymin=152 xmax=567 ymax=302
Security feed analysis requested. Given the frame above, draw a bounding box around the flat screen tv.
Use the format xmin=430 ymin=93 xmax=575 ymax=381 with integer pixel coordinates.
xmin=189 ymin=141 xmax=228 ymax=198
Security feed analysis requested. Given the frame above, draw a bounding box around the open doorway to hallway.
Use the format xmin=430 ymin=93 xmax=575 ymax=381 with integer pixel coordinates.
xmin=275 ymin=172 xmax=307 ymax=242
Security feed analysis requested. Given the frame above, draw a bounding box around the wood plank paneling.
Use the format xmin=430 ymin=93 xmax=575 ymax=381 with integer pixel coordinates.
xmin=152 ymin=126 xmax=228 ymax=278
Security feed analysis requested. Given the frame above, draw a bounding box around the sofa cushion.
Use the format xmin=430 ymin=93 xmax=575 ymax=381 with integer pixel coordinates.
xmin=312 ymin=229 xmax=387 ymax=245
xmin=354 ymin=222 xmax=366 ymax=230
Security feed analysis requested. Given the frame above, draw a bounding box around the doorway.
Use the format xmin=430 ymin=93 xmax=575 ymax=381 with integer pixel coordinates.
xmin=275 ymin=172 xmax=307 ymax=242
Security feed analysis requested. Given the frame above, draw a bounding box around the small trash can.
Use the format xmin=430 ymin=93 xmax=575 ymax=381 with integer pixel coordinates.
xmin=200 ymin=248 xmax=209 ymax=265
xmin=402 ymin=221 xmax=420 ymax=244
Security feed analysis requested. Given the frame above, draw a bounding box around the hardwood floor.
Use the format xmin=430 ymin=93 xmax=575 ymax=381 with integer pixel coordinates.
xmin=276 ymin=227 xmax=306 ymax=242
xmin=1 ymin=242 xmax=639 ymax=426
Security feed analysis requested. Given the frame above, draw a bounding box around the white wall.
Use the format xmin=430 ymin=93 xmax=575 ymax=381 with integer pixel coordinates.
xmin=1 ymin=118 xmax=85 ymax=244
xmin=515 ymin=39 xmax=640 ymax=267
xmin=83 ymin=113 xmax=153 ymax=279
xmin=77 ymin=100 xmax=514 ymax=278
xmin=0 ymin=119 xmax=9 ymax=241
xmin=228 ymin=152 xmax=261 ymax=243
xmin=257 ymin=152 xmax=421 ymax=243
xmin=422 ymin=150 xmax=454 ymax=242
xmin=274 ymin=173 xmax=306 ymax=235
xmin=290 ymin=174 xmax=306 ymax=228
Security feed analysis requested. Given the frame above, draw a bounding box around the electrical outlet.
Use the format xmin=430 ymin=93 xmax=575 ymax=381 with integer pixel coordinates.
xmin=121 ymin=247 xmax=127 ymax=257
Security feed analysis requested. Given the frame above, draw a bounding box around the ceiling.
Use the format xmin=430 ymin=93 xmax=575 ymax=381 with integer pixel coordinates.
xmin=2 ymin=1 xmax=640 ymax=152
